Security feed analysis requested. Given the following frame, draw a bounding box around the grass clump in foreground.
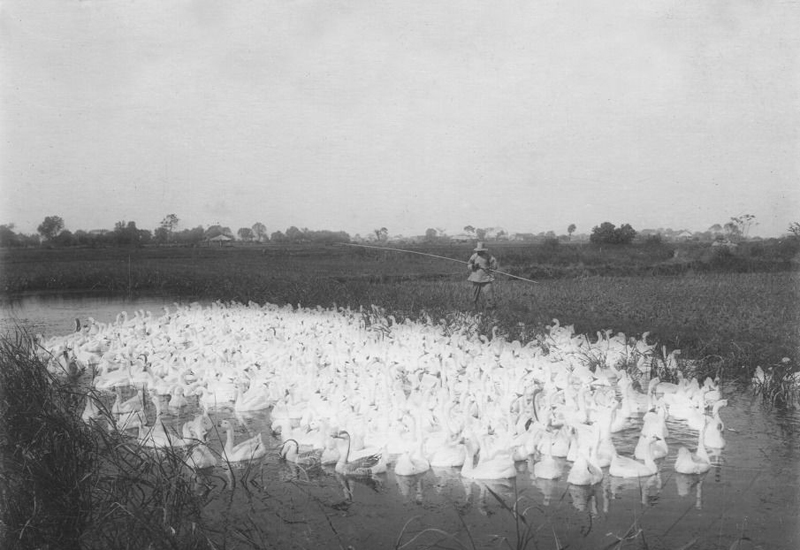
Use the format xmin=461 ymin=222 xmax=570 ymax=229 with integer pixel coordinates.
xmin=0 ymin=333 xmax=208 ymax=550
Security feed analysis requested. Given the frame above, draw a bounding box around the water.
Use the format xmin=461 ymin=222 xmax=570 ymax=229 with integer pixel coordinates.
xmin=2 ymin=292 xmax=799 ymax=549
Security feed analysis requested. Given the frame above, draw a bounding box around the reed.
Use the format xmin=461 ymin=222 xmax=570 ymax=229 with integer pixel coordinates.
xmin=0 ymin=333 xmax=208 ymax=550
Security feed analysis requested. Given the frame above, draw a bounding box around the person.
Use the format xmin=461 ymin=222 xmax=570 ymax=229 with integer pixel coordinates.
xmin=467 ymin=242 xmax=498 ymax=309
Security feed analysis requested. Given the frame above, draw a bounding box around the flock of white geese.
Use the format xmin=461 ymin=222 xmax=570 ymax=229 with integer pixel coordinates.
xmin=40 ymin=301 xmax=728 ymax=484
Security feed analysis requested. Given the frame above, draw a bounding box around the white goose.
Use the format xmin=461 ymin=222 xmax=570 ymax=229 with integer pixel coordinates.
xmin=674 ymin=424 xmax=712 ymax=475
xmin=703 ymin=399 xmax=728 ymax=449
xmin=609 ymin=434 xmax=660 ymax=478
xmin=460 ymin=438 xmax=517 ymax=481
xmin=219 ymin=419 xmax=266 ymax=462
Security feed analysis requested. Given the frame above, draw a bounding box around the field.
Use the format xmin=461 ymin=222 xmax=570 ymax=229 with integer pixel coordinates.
xmin=1 ymin=242 xmax=798 ymax=379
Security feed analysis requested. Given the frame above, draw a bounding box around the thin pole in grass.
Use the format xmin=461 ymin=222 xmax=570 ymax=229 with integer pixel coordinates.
xmin=336 ymin=242 xmax=540 ymax=284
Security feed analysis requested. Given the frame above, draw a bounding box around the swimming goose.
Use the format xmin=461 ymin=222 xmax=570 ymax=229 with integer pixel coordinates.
xmin=703 ymin=399 xmax=727 ymax=449
xmin=609 ymin=434 xmax=660 ymax=478
xmin=219 ymin=419 xmax=267 ymax=462
xmin=137 ymin=415 xmax=187 ymax=449
xmin=112 ymin=387 xmax=144 ymax=415
xmin=394 ymin=415 xmax=430 ymax=476
xmin=674 ymin=424 xmax=711 ymax=475
xmin=333 ymin=430 xmax=387 ymax=476
xmin=279 ymin=439 xmax=322 ymax=466
xmin=460 ymin=438 xmax=517 ymax=480
xmin=532 ymin=432 xmax=564 ymax=480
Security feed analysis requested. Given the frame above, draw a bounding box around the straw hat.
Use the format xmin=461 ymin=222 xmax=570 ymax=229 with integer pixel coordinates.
xmin=473 ymin=242 xmax=489 ymax=252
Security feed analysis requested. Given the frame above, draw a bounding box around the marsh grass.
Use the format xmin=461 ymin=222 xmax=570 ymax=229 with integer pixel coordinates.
xmin=0 ymin=333 xmax=208 ymax=550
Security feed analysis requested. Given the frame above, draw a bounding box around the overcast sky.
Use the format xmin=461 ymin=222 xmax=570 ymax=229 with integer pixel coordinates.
xmin=1 ymin=0 xmax=798 ymax=238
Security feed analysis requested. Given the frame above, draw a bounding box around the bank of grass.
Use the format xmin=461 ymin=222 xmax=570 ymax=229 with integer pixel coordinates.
xmin=1 ymin=244 xmax=798 ymax=381
xmin=0 ymin=334 xmax=208 ymax=550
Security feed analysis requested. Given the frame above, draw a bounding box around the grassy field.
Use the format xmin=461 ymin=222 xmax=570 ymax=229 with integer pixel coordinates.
xmin=1 ymin=243 xmax=798 ymax=379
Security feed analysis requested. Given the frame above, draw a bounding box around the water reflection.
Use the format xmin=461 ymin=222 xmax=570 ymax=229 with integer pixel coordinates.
xmin=674 ymin=473 xmax=704 ymax=509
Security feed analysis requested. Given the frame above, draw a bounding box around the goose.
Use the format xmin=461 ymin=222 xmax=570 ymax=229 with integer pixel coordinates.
xmin=233 ymin=380 xmax=272 ymax=412
xmin=332 ymin=430 xmax=387 ymax=476
xmin=566 ymin=425 xmax=604 ymax=486
xmin=703 ymin=399 xmax=727 ymax=449
xmin=137 ymin=415 xmax=187 ymax=449
xmin=279 ymin=439 xmax=322 ymax=466
xmin=674 ymin=424 xmax=711 ymax=475
xmin=460 ymin=438 xmax=517 ymax=481
xmin=532 ymin=432 xmax=563 ymax=480
xmin=634 ymin=430 xmax=669 ymax=461
xmin=394 ymin=439 xmax=430 ymax=476
xmin=168 ymin=386 xmax=189 ymax=410
xmin=112 ymin=387 xmax=144 ymax=415
xmin=219 ymin=419 xmax=267 ymax=462
xmin=609 ymin=434 xmax=660 ymax=478
xmin=183 ymin=419 xmax=217 ymax=469
xmin=185 ymin=441 xmax=217 ymax=470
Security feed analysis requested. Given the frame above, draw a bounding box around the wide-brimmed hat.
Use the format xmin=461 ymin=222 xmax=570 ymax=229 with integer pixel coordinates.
xmin=473 ymin=242 xmax=489 ymax=252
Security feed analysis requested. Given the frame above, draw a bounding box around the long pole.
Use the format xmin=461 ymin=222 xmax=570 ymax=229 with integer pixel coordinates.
xmin=336 ymin=242 xmax=539 ymax=284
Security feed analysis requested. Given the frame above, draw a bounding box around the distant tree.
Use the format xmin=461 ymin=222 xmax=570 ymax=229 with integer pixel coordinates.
xmin=708 ymin=224 xmax=724 ymax=234
xmin=237 ymin=227 xmax=254 ymax=242
xmin=37 ymin=215 xmax=64 ymax=242
xmin=788 ymin=222 xmax=800 ymax=238
xmin=616 ymin=223 xmax=637 ymax=244
xmin=475 ymin=228 xmax=487 ymax=240
xmin=271 ymin=230 xmax=286 ymax=242
xmin=590 ymin=222 xmax=637 ymax=245
xmin=373 ymin=227 xmax=389 ymax=243
xmin=567 ymin=224 xmax=576 ymax=240
xmin=175 ymin=226 xmax=205 ymax=246
xmin=156 ymin=214 xmax=179 ymax=244
xmin=286 ymin=226 xmax=304 ymax=242
xmin=463 ymin=225 xmax=475 ymax=235
xmin=0 ymin=224 xmax=18 ymax=247
xmin=251 ymin=222 xmax=268 ymax=243
xmin=425 ymin=228 xmax=438 ymax=242
xmin=726 ymin=214 xmax=757 ymax=240
xmin=114 ymin=220 xmax=144 ymax=247
xmin=53 ymin=229 xmax=74 ymax=247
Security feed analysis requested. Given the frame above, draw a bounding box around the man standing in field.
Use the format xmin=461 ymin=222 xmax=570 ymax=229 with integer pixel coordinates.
xmin=467 ymin=242 xmax=498 ymax=310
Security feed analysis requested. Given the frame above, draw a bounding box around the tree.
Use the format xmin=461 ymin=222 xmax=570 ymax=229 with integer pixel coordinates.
xmin=475 ymin=228 xmax=487 ymax=240
xmin=373 ymin=227 xmax=388 ymax=243
xmin=251 ymin=222 xmax=268 ymax=243
xmin=285 ymin=226 xmax=305 ymax=242
xmin=590 ymin=222 xmax=637 ymax=245
xmin=788 ymin=222 xmax=800 ymax=238
xmin=270 ymin=230 xmax=286 ymax=242
xmin=37 ymin=215 xmax=64 ymax=242
xmin=156 ymin=214 xmax=179 ymax=244
xmin=237 ymin=227 xmax=254 ymax=242
xmin=425 ymin=228 xmax=438 ymax=242
xmin=464 ymin=225 xmax=475 ymax=235
xmin=726 ymin=214 xmax=757 ymax=240
xmin=0 ymin=224 xmax=18 ymax=247
xmin=567 ymin=224 xmax=576 ymax=240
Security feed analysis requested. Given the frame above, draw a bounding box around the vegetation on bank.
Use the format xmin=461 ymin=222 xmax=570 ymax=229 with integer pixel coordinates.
xmin=1 ymin=241 xmax=798 ymax=381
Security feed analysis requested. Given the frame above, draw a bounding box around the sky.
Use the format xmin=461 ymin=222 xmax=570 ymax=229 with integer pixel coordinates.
xmin=1 ymin=0 xmax=798 ymax=239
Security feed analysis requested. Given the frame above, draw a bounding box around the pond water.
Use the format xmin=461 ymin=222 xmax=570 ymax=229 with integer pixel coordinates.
xmin=1 ymin=293 xmax=799 ymax=549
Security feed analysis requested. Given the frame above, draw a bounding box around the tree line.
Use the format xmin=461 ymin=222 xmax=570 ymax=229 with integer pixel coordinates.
xmin=0 ymin=215 xmax=352 ymax=248
xmin=0 ymin=212 xmax=787 ymax=249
